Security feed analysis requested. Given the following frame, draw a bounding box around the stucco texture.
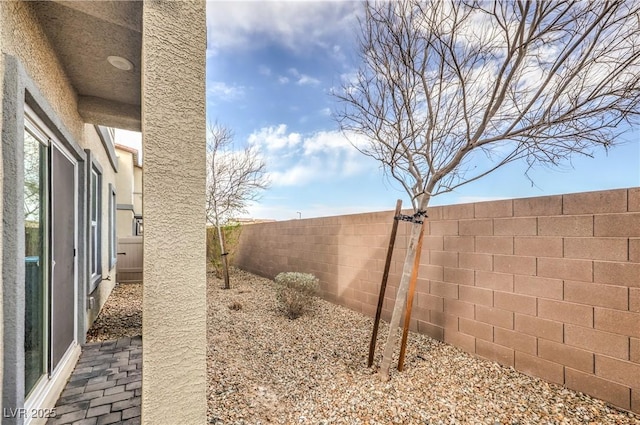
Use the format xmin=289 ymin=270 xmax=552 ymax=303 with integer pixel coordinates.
xmin=84 ymin=124 xmax=118 ymax=285
xmin=0 ymin=1 xmax=5 ymax=408
xmin=141 ymin=1 xmax=207 ymax=424
xmin=2 ymin=0 xmax=120 ymax=416
xmin=2 ymin=1 xmax=84 ymax=143
xmin=2 ymin=0 xmax=119 ymax=321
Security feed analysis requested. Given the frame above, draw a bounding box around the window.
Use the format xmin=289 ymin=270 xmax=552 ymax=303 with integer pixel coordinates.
xmin=90 ymin=167 xmax=101 ymax=286
xmin=109 ymin=184 xmax=117 ymax=268
xmin=23 ymin=112 xmax=49 ymax=397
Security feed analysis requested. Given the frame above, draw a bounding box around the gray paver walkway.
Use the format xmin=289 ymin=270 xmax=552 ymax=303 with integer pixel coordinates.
xmin=47 ymin=336 xmax=142 ymax=425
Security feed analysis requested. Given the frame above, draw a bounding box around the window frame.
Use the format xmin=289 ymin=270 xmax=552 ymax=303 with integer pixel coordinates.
xmin=89 ymin=166 xmax=102 ymax=290
xmin=108 ymin=183 xmax=117 ymax=269
xmin=23 ymin=108 xmax=51 ymax=399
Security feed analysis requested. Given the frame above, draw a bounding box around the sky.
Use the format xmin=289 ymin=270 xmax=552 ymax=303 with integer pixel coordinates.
xmin=117 ymin=1 xmax=640 ymax=221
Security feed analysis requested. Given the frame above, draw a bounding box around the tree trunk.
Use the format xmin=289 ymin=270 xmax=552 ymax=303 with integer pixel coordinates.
xmin=378 ymin=194 xmax=429 ymax=380
xmin=397 ymin=218 xmax=426 ymax=371
xmin=368 ymin=199 xmax=403 ymax=367
xmin=217 ymin=224 xmax=231 ymax=289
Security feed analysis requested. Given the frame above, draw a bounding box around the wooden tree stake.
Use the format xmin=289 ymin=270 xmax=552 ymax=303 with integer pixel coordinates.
xmin=367 ymin=199 xmax=402 ymax=367
xmin=397 ymin=218 xmax=426 ymax=371
xmin=219 ymin=226 xmax=231 ymax=289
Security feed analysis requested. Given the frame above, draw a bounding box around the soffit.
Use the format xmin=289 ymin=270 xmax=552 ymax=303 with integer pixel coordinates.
xmin=32 ymin=1 xmax=142 ymax=130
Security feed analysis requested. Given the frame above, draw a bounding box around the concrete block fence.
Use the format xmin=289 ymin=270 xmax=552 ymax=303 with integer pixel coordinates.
xmin=234 ymin=188 xmax=640 ymax=413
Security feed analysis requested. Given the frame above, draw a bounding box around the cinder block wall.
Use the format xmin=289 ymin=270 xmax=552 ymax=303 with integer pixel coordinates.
xmin=235 ymin=188 xmax=640 ymax=413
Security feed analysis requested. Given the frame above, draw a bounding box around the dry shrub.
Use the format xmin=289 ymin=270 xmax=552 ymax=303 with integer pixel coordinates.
xmin=206 ymin=224 xmax=242 ymax=278
xmin=228 ymin=300 xmax=242 ymax=311
xmin=274 ymin=272 xmax=319 ymax=319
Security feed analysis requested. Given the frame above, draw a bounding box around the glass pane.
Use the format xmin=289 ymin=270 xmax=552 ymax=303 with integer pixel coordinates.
xmin=91 ymin=171 xmax=98 ymax=221
xmin=91 ymin=224 xmax=96 ymax=276
xmin=111 ymin=191 xmax=116 ymax=260
xmin=24 ymin=130 xmax=46 ymax=396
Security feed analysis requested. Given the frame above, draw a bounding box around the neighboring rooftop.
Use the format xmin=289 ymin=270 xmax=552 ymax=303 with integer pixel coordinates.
xmin=115 ymin=143 xmax=141 ymax=168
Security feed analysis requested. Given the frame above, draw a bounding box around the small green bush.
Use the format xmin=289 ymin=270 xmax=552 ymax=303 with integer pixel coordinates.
xmin=274 ymin=272 xmax=319 ymax=319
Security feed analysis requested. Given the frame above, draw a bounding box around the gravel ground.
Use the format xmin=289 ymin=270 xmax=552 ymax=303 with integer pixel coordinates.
xmin=86 ymin=282 xmax=142 ymax=342
xmin=207 ymin=270 xmax=640 ymax=425
xmin=86 ymin=271 xmax=640 ymax=424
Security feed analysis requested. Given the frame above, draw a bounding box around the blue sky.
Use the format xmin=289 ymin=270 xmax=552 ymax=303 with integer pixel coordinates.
xmin=120 ymin=1 xmax=640 ymax=221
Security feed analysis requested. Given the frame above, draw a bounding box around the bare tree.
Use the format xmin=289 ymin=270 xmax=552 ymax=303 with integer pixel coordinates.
xmin=206 ymin=122 xmax=269 ymax=289
xmin=334 ymin=0 xmax=640 ymax=380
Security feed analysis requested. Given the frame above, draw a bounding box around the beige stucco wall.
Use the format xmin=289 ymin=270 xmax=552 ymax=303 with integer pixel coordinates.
xmin=133 ymin=165 xmax=142 ymax=214
xmin=116 ymin=209 xmax=133 ymax=237
xmin=0 ymin=1 xmax=6 ymax=408
xmin=2 ymin=0 xmax=118 ymax=411
xmin=84 ymin=124 xmax=117 ymax=328
xmin=115 ymin=148 xmax=135 ymax=205
xmin=141 ymin=1 xmax=207 ymax=424
xmin=115 ymin=147 xmax=135 ymax=236
xmin=84 ymin=124 xmax=117 ymax=275
xmin=3 ymin=3 xmax=119 ymax=285
xmin=2 ymin=1 xmax=84 ymax=143
xmin=114 ymin=147 xmax=143 ymax=238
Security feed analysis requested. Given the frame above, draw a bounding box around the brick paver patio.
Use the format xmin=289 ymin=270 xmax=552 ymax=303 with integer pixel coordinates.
xmin=47 ymin=336 xmax=142 ymax=425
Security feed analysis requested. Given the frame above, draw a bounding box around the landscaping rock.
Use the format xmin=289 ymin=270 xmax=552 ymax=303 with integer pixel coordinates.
xmin=207 ymin=270 xmax=640 ymax=424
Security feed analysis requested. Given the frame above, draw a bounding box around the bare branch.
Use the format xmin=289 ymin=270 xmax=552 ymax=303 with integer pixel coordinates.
xmin=333 ymin=0 xmax=640 ymax=381
xmin=206 ymin=122 xmax=270 ymax=227
xmin=334 ymin=0 xmax=640 ymax=207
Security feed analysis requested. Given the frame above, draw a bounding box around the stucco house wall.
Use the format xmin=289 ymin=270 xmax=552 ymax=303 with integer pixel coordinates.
xmin=1 ymin=3 xmax=6 ymax=409
xmin=2 ymin=2 xmax=118 ymax=422
xmin=115 ymin=145 xmax=136 ymax=236
xmin=115 ymin=143 xmax=143 ymax=238
xmin=115 ymin=147 xmax=134 ymax=204
xmin=235 ymin=188 xmax=640 ymax=414
xmin=140 ymin=2 xmax=207 ymax=423
xmin=3 ymin=1 xmax=207 ymax=424
xmin=133 ymin=165 xmax=142 ymax=217
xmin=2 ymin=0 xmax=118 ymax=335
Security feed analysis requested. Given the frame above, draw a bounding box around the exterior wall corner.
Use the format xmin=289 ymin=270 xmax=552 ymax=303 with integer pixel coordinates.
xmin=141 ymin=1 xmax=207 ymax=423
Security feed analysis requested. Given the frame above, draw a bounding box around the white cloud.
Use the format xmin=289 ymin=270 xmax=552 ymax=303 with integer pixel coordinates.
xmin=206 ymin=1 xmax=361 ymax=55
xmin=258 ymin=65 xmax=271 ymax=76
xmin=208 ymin=81 xmax=245 ymax=101
xmin=278 ymin=76 xmax=290 ymax=84
xmin=269 ymin=163 xmax=319 ymax=186
xmin=331 ymin=70 xmax=360 ymax=96
xmin=331 ymin=44 xmax=346 ymax=62
xmin=296 ymin=75 xmax=321 ymax=86
xmin=302 ymin=130 xmax=351 ymax=155
xmin=287 ymin=67 xmax=320 ymax=86
xmin=247 ymin=124 xmax=301 ymax=151
xmin=246 ymin=124 xmax=376 ymax=187
xmin=244 ymin=202 xmax=300 ymax=221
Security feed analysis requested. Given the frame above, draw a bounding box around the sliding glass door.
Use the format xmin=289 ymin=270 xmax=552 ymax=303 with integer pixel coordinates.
xmin=24 ymin=121 xmax=49 ymax=397
xmin=23 ymin=110 xmax=78 ymax=399
xmin=50 ymin=145 xmax=76 ymax=371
